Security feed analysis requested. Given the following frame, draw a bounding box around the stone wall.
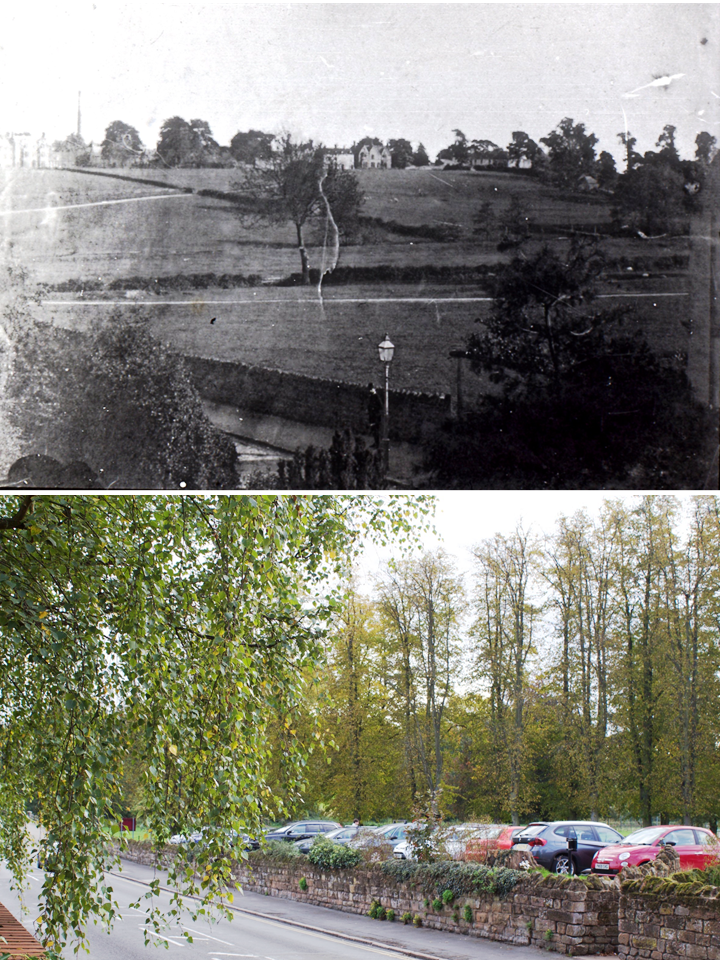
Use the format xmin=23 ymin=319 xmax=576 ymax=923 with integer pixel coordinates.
xmin=115 ymin=843 xmax=719 ymax=958
xmin=228 ymin=860 xmax=618 ymax=955
xmin=185 ymin=355 xmax=452 ymax=444
xmin=618 ymin=878 xmax=720 ymax=960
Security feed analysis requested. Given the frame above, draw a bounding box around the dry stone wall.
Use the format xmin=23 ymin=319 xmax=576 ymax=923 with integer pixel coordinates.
xmin=618 ymin=878 xmax=720 ymax=960
xmin=115 ymin=843 xmax=719 ymax=958
xmin=230 ymin=860 xmax=617 ymax=955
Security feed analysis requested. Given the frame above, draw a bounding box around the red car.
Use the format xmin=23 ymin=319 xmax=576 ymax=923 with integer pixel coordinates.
xmin=465 ymin=824 xmax=526 ymax=862
xmin=591 ymin=825 xmax=720 ymax=875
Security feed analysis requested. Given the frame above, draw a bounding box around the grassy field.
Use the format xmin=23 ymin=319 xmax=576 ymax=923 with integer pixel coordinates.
xmin=5 ymin=164 xmax=693 ymax=397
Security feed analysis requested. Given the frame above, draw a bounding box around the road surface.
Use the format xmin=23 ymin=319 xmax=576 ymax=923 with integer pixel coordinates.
xmin=0 ymin=859 xmax=551 ymax=960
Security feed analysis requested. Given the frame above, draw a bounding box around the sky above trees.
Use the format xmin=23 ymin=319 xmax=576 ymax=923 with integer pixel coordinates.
xmin=360 ymin=492 xmax=700 ymax=583
xmin=3 ymin=2 xmax=717 ymax=164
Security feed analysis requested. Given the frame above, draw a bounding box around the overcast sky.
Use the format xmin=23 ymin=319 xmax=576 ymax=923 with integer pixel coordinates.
xmin=3 ymin=2 xmax=717 ymax=163
xmin=359 ymin=491 xmax=705 ymax=582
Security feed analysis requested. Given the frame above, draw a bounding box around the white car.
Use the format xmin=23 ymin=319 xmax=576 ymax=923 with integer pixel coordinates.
xmin=393 ymin=823 xmax=485 ymax=861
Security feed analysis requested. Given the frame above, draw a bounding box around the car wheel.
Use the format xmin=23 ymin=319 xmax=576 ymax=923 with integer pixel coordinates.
xmin=554 ymin=854 xmax=574 ymax=875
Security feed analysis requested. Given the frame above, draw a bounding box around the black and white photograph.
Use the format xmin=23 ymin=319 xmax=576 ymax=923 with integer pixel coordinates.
xmin=1 ymin=2 xmax=718 ymax=489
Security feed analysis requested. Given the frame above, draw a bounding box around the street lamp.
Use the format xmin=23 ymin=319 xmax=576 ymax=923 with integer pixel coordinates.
xmin=377 ymin=334 xmax=394 ymax=473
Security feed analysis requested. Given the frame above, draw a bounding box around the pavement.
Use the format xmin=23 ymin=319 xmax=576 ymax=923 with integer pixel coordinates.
xmin=111 ymin=858 xmax=551 ymax=960
xmin=202 ymin=399 xmax=429 ymax=488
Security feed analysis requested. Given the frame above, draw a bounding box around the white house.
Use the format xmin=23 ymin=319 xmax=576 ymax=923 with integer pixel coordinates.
xmin=324 ymin=147 xmax=355 ymax=171
xmin=358 ymin=143 xmax=391 ymax=169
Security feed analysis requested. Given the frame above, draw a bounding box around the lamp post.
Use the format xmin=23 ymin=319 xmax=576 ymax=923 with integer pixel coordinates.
xmin=377 ymin=334 xmax=394 ymax=474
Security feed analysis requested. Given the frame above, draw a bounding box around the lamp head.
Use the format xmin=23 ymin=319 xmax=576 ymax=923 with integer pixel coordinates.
xmin=378 ymin=334 xmax=395 ymax=363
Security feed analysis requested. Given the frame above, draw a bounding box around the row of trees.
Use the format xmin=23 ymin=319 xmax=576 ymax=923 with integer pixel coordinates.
xmin=57 ymin=117 xmax=717 ymax=197
xmin=300 ymin=497 xmax=720 ymax=833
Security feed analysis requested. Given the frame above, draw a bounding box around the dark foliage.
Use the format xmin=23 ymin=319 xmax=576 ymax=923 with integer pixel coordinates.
xmin=423 ymin=241 xmax=712 ymax=488
xmin=8 ymin=319 xmax=238 ymax=489
xmin=277 ymin=429 xmax=385 ymax=489
xmin=380 ymin=860 xmax=522 ymax=899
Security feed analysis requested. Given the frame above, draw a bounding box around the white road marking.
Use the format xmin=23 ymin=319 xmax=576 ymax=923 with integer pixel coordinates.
xmin=40 ymin=292 xmax=688 ymax=307
xmin=141 ymin=927 xmax=186 ymax=946
xmin=1 ymin=194 xmax=194 ymax=216
xmin=182 ymin=926 xmax=234 ymax=944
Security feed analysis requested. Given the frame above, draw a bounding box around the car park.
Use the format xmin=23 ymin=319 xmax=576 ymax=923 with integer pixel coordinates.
xmin=591 ymin=825 xmax=720 ymax=875
xmin=258 ymin=819 xmax=343 ymax=848
xmin=294 ymin=824 xmax=358 ymax=855
xmin=465 ymin=824 xmax=527 ymax=861
xmin=512 ymin=821 xmax=623 ymax=874
xmin=393 ymin=823 xmax=486 ymax=862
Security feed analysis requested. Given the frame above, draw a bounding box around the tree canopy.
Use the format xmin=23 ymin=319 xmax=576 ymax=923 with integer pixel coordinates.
xmin=0 ymin=494 xmax=432 ymax=953
xmin=233 ymin=135 xmax=363 ymax=284
xmin=156 ymin=116 xmax=225 ymax=167
xmin=101 ymin=121 xmax=143 ymax=166
xmin=540 ymin=117 xmax=598 ymax=187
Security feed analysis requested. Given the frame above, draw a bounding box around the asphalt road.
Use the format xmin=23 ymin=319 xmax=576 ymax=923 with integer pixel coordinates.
xmin=0 ymin=860 xmax=550 ymax=960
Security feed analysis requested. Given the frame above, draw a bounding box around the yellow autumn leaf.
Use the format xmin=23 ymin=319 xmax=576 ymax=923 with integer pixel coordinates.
xmin=38 ymin=611 xmax=48 ymax=620
xmin=168 ymin=744 xmax=177 ymax=756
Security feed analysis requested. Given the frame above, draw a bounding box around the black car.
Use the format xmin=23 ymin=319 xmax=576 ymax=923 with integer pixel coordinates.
xmin=257 ymin=819 xmax=343 ymax=848
xmin=512 ymin=820 xmax=623 ymax=874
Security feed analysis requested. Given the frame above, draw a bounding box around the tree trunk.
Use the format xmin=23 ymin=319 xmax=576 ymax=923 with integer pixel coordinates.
xmin=296 ymin=222 xmax=310 ymax=285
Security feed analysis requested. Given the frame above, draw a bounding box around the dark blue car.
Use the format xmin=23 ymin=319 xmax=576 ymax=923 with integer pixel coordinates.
xmin=512 ymin=820 xmax=623 ymax=874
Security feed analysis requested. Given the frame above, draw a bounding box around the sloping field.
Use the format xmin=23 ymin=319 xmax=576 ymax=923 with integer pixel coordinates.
xmin=2 ymin=166 xmax=684 ymax=290
xmin=6 ymin=165 xmax=694 ymax=401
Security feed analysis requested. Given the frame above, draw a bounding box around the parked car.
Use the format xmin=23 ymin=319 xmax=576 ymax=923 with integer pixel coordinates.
xmin=294 ymin=825 xmax=357 ymax=855
xmin=393 ymin=823 xmax=485 ymax=862
xmin=465 ymin=824 xmax=527 ymax=861
xmin=591 ymin=825 xmax=720 ymax=876
xmin=258 ymin=819 xmax=343 ymax=848
xmin=168 ymin=828 xmax=205 ymax=845
xmin=348 ymin=822 xmax=408 ymax=848
xmin=512 ymin=821 xmax=623 ymax=874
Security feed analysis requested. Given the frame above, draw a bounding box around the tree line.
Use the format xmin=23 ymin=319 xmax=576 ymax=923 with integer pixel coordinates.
xmin=297 ymin=496 xmax=720 ymax=833
xmin=55 ymin=115 xmax=716 ymax=179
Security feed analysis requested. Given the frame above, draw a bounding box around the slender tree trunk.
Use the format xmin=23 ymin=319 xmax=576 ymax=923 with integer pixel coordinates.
xmin=296 ymin=222 xmax=310 ymax=285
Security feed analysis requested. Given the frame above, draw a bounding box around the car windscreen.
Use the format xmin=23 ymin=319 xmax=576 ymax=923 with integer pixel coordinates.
xmin=518 ymin=824 xmax=547 ymax=838
xmin=622 ymin=827 xmax=667 ymax=845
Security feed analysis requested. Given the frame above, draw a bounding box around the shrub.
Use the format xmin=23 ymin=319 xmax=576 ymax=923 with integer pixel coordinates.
xmin=463 ymin=904 xmax=473 ymax=923
xmin=307 ymin=836 xmax=363 ymax=870
xmin=386 ymin=909 xmax=395 ymax=922
xmin=252 ymin=840 xmax=304 ymax=862
xmin=298 ymin=877 xmax=307 ymax=891
xmin=413 ymin=914 xmax=422 ymax=927
xmin=401 ymin=911 xmax=412 ymax=925
xmin=442 ymin=889 xmax=454 ymax=905
xmin=377 ymin=907 xmax=387 ymax=921
xmin=7 ymin=318 xmax=238 ymax=489
xmin=368 ymin=900 xmax=381 ymax=918
xmin=432 ymin=898 xmax=443 ymax=912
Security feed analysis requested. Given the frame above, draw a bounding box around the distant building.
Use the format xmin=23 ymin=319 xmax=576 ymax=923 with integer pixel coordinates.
xmin=1 ymin=132 xmax=54 ymax=167
xmin=324 ymin=147 xmax=355 ymax=171
xmin=358 ymin=143 xmax=391 ymax=169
